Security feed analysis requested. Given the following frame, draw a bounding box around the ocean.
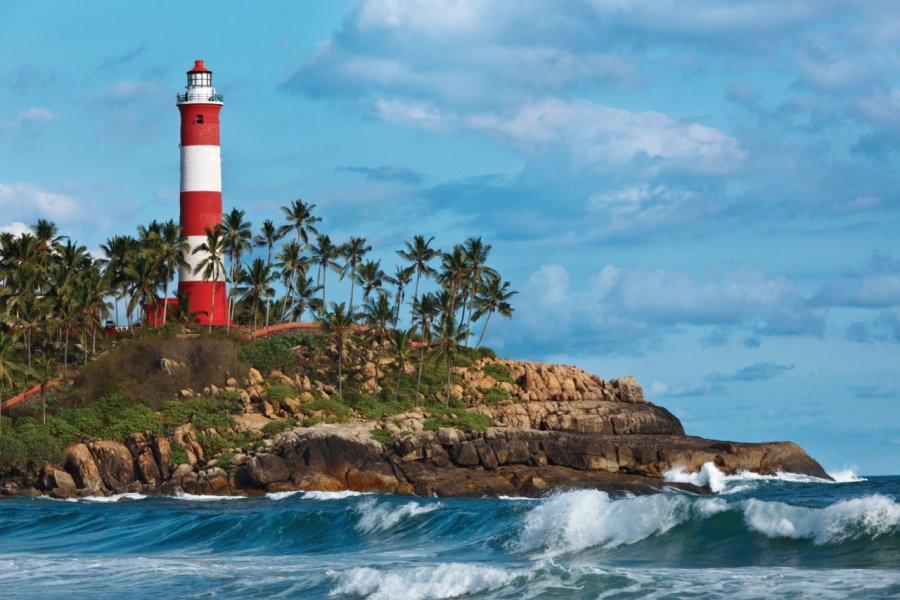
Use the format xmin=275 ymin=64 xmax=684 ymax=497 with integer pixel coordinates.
xmin=1 ymin=467 xmax=897 ymax=599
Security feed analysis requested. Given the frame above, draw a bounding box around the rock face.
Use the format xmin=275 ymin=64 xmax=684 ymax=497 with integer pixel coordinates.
xmin=224 ymin=423 xmax=828 ymax=498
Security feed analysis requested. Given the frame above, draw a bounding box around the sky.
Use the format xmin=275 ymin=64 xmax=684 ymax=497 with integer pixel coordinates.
xmin=1 ymin=1 xmax=898 ymax=474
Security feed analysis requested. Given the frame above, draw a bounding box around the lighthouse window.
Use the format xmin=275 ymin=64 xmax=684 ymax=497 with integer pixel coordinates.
xmin=195 ymin=114 xmax=204 ymax=124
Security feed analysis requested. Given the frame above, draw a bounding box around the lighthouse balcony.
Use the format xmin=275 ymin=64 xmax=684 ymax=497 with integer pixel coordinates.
xmin=176 ymin=92 xmax=224 ymax=104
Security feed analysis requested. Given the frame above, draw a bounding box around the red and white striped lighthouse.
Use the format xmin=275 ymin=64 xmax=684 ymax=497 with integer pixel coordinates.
xmin=176 ymin=59 xmax=227 ymax=325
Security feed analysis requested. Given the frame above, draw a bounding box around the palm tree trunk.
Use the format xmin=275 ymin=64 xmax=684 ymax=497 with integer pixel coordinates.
xmin=265 ymin=245 xmax=273 ymax=328
xmin=372 ymin=346 xmax=381 ymax=402
xmin=445 ymin=350 xmax=452 ymax=406
xmin=414 ymin=347 xmax=425 ymax=407
xmin=393 ymin=361 xmax=402 ymax=405
xmin=252 ymin=301 xmax=258 ymax=335
xmin=64 ymin=331 xmax=69 ymax=378
xmin=162 ymin=277 xmax=169 ymax=326
xmin=337 ymin=341 xmax=343 ymax=399
xmin=208 ymin=275 xmax=216 ymax=334
xmin=42 ymin=388 xmax=46 ymax=426
xmin=321 ymin=269 xmax=327 ymax=317
xmin=475 ymin=310 xmax=493 ymax=349
xmin=412 ymin=270 xmax=421 ymax=329
xmin=349 ymin=276 xmax=356 ymax=317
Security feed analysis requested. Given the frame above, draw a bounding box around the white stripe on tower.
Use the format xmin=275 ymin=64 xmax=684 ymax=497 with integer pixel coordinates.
xmin=180 ymin=146 xmax=222 ymax=192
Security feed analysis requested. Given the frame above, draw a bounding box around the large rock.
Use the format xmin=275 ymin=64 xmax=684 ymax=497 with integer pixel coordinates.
xmin=88 ymin=441 xmax=136 ymax=489
xmin=65 ymin=443 xmax=104 ymax=492
xmin=246 ymin=454 xmax=291 ymax=486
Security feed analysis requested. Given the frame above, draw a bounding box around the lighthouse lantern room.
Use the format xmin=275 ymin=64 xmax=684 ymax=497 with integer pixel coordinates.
xmin=176 ymin=59 xmax=227 ymax=325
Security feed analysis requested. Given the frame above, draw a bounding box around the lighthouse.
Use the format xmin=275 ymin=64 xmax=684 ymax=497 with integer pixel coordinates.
xmin=176 ymin=59 xmax=227 ymax=325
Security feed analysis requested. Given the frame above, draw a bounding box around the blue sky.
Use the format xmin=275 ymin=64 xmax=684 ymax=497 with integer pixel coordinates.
xmin=1 ymin=1 xmax=898 ymax=473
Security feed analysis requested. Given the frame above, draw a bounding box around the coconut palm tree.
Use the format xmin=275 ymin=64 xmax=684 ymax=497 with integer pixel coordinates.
xmin=0 ymin=333 xmax=23 ymax=436
xmin=288 ymin=271 xmax=322 ymax=322
xmin=411 ymin=292 xmax=440 ymax=404
xmin=280 ymin=197 xmax=321 ymax=249
xmin=462 ymin=236 xmax=498 ymax=342
xmin=33 ymin=355 xmax=55 ymax=426
xmin=357 ymin=259 xmax=385 ymax=310
xmin=385 ymin=265 xmax=415 ymax=326
xmin=340 ymin=236 xmax=371 ymax=315
xmin=150 ymin=220 xmax=189 ymax=326
xmin=397 ymin=234 xmax=438 ymax=314
xmin=99 ymin=234 xmax=134 ymax=327
xmin=472 ymin=275 xmax=516 ymax=349
xmin=192 ymin=224 xmax=227 ymax=333
xmin=8 ymin=293 xmax=48 ymax=368
xmin=310 ymin=234 xmax=341 ymax=317
xmin=124 ymin=254 xmax=158 ymax=334
xmin=388 ymin=328 xmax=414 ymax=406
xmin=275 ymin=241 xmax=305 ymax=322
xmin=439 ymin=244 xmax=469 ymax=321
xmin=431 ymin=313 xmax=467 ymax=405
xmin=236 ymin=258 xmax=273 ymax=335
xmin=364 ymin=292 xmax=394 ymax=401
xmin=253 ymin=219 xmax=284 ymax=328
xmin=222 ymin=208 xmax=253 ymax=329
xmin=318 ymin=302 xmax=356 ymax=400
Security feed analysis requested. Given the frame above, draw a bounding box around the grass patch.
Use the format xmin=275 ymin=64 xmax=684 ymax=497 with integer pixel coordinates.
xmin=169 ymin=445 xmax=189 ymax=466
xmin=264 ymin=383 xmax=295 ymax=410
xmin=479 ymin=387 xmax=511 ymax=405
xmin=422 ymin=400 xmax=492 ymax=433
xmin=482 ymin=362 xmax=513 ymax=384
xmin=162 ymin=396 xmax=239 ymax=432
xmin=239 ymin=333 xmax=320 ymax=376
xmin=262 ymin=418 xmax=295 ymax=436
xmin=369 ymin=428 xmax=395 ymax=448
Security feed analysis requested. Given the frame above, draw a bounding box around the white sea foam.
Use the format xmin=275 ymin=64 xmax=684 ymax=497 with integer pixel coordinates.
xmin=172 ymin=492 xmax=242 ymax=501
xmin=303 ymin=490 xmax=369 ymax=500
xmin=742 ymin=494 xmax=900 ymax=544
xmin=664 ymin=462 xmax=728 ymax=492
xmin=328 ymin=563 xmax=528 ymax=600
xmin=827 ymin=468 xmax=866 ymax=483
xmin=354 ymin=498 xmax=442 ymax=533
xmin=75 ymin=492 xmax=147 ymax=503
xmin=663 ymin=462 xmax=861 ymax=494
xmin=513 ymin=489 xmax=698 ymax=555
xmin=265 ymin=491 xmax=302 ymax=501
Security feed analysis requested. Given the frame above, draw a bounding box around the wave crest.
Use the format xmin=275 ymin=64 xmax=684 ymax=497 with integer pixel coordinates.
xmin=354 ymin=498 xmax=442 ymax=533
xmin=329 ymin=563 xmax=527 ymax=600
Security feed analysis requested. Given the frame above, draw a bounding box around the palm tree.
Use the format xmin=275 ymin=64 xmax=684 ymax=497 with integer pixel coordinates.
xmin=33 ymin=355 xmax=55 ymax=426
xmin=236 ymin=258 xmax=272 ymax=335
xmin=388 ymin=328 xmax=414 ymax=406
xmin=275 ymin=241 xmax=305 ymax=322
xmin=439 ymin=244 xmax=469 ymax=321
xmin=99 ymin=234 xmax=133 ymax=327
xmin=151 ymin=220 xmax=189 ymax=326
xmin=124 ymin=254 xmax=159 ymax=334
xmin=319 ymin=302 xmax=356 ymax=400
xmin=222 ymin=208 xmax=253 ymax=329
xmin=385 ymin=265 xmax=415 ymax=326
xmin=310 ymin=234 xmax=341 ymax=317
xmin=364 ymin=292 xmax=394 ymax=401
xmin=192 ymin=224 xmax=227 ymax=333
xmin=253 ymin=219 xmax=284 ymax=327
xmin=462 ymin=236 xmax=498 ymax=342
xmin=357 ymin=259 xmax=385 ymax=310
xmin=411 ymin=292 xmax=440 ymax=404
xmin=0 ymin=333 xmax=22 ymax=436
xmin=280 ymin=197 xmax=321 ymax=249
xmin=288 ymin=272 xmax=322 ymax=322
xmin=8 ymin=293 xmax=47 ymax=368
xmin=472 ymin=275 xmax=516 ymax=349
xmin=431 ymin=313 xmax=467 ymax=405
xmin=340 ymin=236 xmax=371 ymax=315
xmin=397 ymin=234 xmax=438 ymax=315
xmin=76 ymin=265 xmax=112 ymax=356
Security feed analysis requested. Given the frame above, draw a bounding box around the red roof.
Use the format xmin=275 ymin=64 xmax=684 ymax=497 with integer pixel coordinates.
xmin=188 ymin=59 xmax=211 ymax=73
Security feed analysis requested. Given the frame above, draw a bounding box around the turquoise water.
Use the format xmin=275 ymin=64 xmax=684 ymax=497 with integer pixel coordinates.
xmin=1 ymin=473 xmax=897 ymax=598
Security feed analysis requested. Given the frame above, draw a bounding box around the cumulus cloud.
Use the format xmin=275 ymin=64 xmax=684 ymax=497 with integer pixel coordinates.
xmin=0 ymin=221 xmax=31 ymax=237
xmin=0 ymin=182 xmax=81 ymax=223
xmin=708 ymin=361 xmax=794 ymax=382
xmin=813 ymin=250 xmax=900 ymax=308
xmin=504 ymin=262 xmax=825 ymax=355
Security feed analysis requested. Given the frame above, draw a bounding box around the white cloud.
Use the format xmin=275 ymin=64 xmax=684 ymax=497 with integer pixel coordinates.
xmin=16 ymin=107 xmax=56 ymax=124
xmin=0 ymin=182 xmax=80 ymax=223
xmin=100 ymin=80 xmax=159 ymax=103
xmin=0 ymin=221 xmax=31 ymax=237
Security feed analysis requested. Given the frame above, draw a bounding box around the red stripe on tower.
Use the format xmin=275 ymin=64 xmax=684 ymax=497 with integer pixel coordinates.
xmin=176 ymin=59 xmax=227 ymax=325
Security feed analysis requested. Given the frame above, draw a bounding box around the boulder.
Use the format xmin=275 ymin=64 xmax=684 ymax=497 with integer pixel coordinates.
xmin=88 ymin=441 xmax=137 ymax=489
xmin=246 ymin=454 xmax=291 ymax=486
xmin=65 ymin=443 xmax=104 ymax=492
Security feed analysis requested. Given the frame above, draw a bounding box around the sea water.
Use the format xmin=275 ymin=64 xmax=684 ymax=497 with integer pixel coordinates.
xmin=0 ymin=467 xmax=897 ymax=598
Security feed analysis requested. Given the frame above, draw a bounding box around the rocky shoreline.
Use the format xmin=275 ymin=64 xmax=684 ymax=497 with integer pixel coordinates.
xmin=0 ymin=359 xmax=830 ymax=500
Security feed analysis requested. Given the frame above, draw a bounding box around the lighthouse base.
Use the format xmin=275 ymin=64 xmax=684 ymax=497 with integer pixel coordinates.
xmin=178 ymin=280 xmax=229 ymax=326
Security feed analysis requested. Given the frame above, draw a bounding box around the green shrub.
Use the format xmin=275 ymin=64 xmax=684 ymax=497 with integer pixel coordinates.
xmin=162 ymin=396 xmax=236 ymax=431
xmin=480 ymin=387 xmax=511 ymax=405
xmin=0 ymin=424 xmax=66 ymax=475
xmin=211 ymin=452 xmax=235 ymax=469
xmin=262 ymin=418 xmax=295 ymax=436
xmin=240 ymin=337 xmax=297 ymax=375
xmin=264 ymin=383 xmax=295 ymax=410
xmin=51 ymin=394 xmax=163 ymax=442
xmin=482 ymin=362 xmax=513 ymax=384
xmin=369 ymin=428 xmax=394 ymax=448
xmin=302 ymin=416 xmax=323 ymax=427
xmin=307 ymin=396 xmax=352 ymax=422
xmin=217 ymin=390 xmax=244 ymax=412
xmin=169 ymin=445 xmax=189 ymax=466
xmin=422 ymin=401 xmax=492 ymax=433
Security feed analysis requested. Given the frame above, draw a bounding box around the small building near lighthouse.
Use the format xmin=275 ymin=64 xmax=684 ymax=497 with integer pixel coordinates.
xmin=175 ymin=59 xmax=228 ymax=325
